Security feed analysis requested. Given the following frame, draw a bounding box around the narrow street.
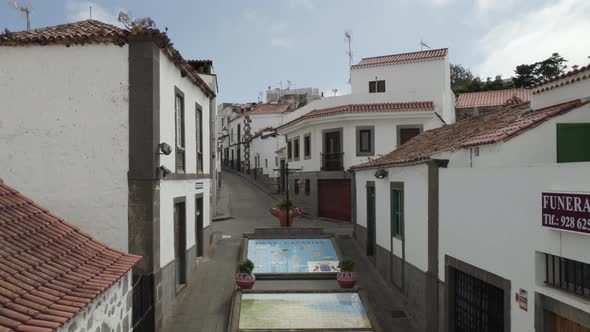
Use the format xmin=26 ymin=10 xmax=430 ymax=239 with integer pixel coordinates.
xmin=163 ymin=171 xmax=419 ymax=332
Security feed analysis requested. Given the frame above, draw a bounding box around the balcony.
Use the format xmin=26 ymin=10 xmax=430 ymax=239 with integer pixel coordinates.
xmin=321 ymin=152 xmax=344 ymax=171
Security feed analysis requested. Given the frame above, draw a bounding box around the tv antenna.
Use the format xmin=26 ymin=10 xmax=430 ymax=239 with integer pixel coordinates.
xmin=13 ymin=1 xmax=32 ymax=30
xmin=345 ymin=31 xmax=353 ymax=84
xmin=332 ymin=88 xmax=338 ymax=96
xmin=420 ymin=39 xmax=431 ymax=51
xmin=90 ymin=6 xmax=92 ymax=19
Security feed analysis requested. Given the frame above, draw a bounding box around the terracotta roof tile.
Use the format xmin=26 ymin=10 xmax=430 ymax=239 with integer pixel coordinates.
xmin=456 ymin=88 xmax=530 ymax=108
xmin=0 ymin=20 xmax=215 ymax=98
xmin=249 ymin=103 xmax=290 ymax=114
xmin=528 ymin=64 xmax=590 ymax=94
xmin=351 ymin=48 xmax=447 ymax=69
xmin=0 ymin=182 xmax=141 ymax=331
xmin=277 ymin=102 xmax=434 ymax=131
xmin=353 ymin=99 xmax=588 ymax=169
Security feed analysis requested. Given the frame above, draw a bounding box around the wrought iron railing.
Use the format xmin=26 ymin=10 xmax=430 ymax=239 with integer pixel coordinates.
xmin=321 ymin=152 xmax=344 ymax=171
xmin=545 ymin=253 xmax=590 ymax=298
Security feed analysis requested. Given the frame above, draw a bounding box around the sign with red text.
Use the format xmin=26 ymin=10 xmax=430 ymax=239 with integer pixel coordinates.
xmin=542 ymin=192 xmax=590 ymax=235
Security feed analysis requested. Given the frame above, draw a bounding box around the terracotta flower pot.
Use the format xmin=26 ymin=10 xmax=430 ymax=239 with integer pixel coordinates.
xmin=235 ymin=272 xmax=256 ymax=289
xmin=269 ymin=207 xmax=302 ymax=227
xmin=337 ymin=271 xmax=358 ymax=288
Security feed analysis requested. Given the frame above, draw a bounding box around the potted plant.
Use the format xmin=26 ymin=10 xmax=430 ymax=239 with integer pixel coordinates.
xmin=269 ymin=199 xmax=302 ymax=227
xmin=336 ymin=257 xmax=358 ymax=288
xmin=235 ymin=259 xmax=256 ymax=289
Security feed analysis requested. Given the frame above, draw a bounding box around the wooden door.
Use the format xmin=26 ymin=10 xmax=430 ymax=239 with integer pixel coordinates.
xmin=554 ymin=314 xmax=590 ymax=332
xmin=366 ymin=183 xmax=376 ymax=256
xmin=174 ymin=201 xmax=186 ymax=286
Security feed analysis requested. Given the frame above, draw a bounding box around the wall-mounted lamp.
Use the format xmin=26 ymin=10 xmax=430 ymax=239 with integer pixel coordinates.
xmin=159 ymin=165 xmax=172 ymax=178
xmin=158 ymin=142 xmax=172 ymax=155
xmin=374 ymin=169 xmax=388 ymax=179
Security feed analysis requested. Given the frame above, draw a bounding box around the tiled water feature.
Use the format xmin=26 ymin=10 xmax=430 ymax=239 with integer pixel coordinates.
xmin=238 ymin=292 xmax=373 ymax=330
xmin=246 ymin=238 xmax=339 ymax=274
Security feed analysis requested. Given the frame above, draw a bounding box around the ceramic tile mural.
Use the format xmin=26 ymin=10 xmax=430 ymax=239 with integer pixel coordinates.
xmin=239 ymin=293 xmax=373 ymax=330
xmin=247 ymin=238 xmax=339 ymax=273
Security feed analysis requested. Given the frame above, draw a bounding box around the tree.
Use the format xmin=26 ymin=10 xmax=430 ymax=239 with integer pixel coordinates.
xmin=513 ymin=53 xmax=568 ymax=87
xmin=450 ymin=64 xmax=474 ymax=88
xmin=117 ymin=12 xmax=156 ymax=32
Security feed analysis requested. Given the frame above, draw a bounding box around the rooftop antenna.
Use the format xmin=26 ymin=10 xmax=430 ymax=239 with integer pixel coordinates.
xmin=13 ymin=1 xmax=31 ymax=30
xmin=345 ymin=31 xmax=353 ymax=84
xmin=332 ymin=88 xmax=338 ymax=96
xmin=89 ymin=6 xmax=92 ymax=19
xmin=420 ymin=39 xmax=431 ymax=51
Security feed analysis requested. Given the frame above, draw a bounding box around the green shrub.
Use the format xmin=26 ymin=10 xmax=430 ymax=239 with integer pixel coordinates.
xmin=276 ymin=199 xmax=293 ymax=208
xmin=239 ymin=259 xmax=255 ymax=274
xmin=337 ymin=257 xmax=355 ymax=271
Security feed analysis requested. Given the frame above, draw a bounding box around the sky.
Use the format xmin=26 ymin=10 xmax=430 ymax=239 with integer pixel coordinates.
xmin=1 ymin=0 xmax=589 ymax=103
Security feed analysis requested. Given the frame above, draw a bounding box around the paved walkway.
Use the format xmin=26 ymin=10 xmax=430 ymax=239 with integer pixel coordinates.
xmin=162 ymin=171 xmax=418 ymax=332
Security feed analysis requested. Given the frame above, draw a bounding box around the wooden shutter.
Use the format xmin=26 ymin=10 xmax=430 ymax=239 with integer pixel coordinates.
xmin=557 ymin=124 xmax=590 ymax=163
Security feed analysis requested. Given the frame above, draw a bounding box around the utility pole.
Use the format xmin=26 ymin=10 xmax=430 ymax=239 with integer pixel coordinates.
xmin=90 ymin=6 xmax=93 ymax=19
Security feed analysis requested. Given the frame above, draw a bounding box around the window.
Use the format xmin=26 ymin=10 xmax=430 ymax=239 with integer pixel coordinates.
xmin=356 ymin=126 xmax=374 ymax=156
xmin=293 ymin=137 xmax=300 ymax=160
xmin=175 ymin=89 xmax=185 ymax=173
xmin=265 ymin=159 xmax=268 ymax=168
xmin=196 ymin=104 xmax=203 ymax=174
xmin=391 ymin=185 xmax=403 ymax=239
xmin=397 ymin=125 xmax=423 ymax=146
xmin=221 ymin=118 xmax=224 ymax=126
xmin=545 ymin=253 xmax=590 ymax=299
xmin=237 ymin=124 xmax=241 ymax=143
xmin=304 ymin=134 xmax=311 ymax=159
xmin=305 ymin=179 xmax=310 ymax=196
xmin=557 ymin=123 xmax=590 ymax=163
xmin=369 ymin=80 xmax=386 ymax=93
xmin=231 ymin=128 xmax=234 ymax=143
xmin=275 ymin=157 xmax=278 ymax=166
xmin=294 ymin=179 xmax=299 ymax=194
xmin=287 ymin=140 xmax=293 ymax=161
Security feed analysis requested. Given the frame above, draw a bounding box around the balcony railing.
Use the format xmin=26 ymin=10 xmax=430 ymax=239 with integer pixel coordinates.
xmin=321 ymin=152 xmax=344 ymax=171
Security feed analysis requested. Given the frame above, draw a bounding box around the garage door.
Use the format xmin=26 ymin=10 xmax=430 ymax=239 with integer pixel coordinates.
xmin=318 ymin=179 xmax=351 ymax=222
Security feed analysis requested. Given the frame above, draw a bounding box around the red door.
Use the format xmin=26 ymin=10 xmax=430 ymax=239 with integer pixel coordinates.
xmin=318 ymin=179 xmax=351 ymax=222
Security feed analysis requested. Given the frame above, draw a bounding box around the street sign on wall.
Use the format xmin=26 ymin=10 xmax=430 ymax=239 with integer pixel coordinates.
xmin=195 ymin=181 xmax=204 ymax=190
xmin=542 ymin=192 xmax=590 ymax=235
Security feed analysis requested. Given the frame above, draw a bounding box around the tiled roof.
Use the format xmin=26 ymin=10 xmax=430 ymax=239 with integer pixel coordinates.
xmin=353 ymin=99 xmax=588 ymax=169
xmin=277 ymin=102 xmax=434 ymax=131
xmin=0 ymin=20 xmax=215 ymax=98
xmin=351 ymin=48 xmax=448 ymax=69
xmin=456 ymin=88 xmax=531 ymax=109
xmin=249 ymin=103 xmax=290 ymax=114
xmin=528 ymin=64 xmax=590 ymax=94
xmin=0 ymin=181 xmax=141 ymax=331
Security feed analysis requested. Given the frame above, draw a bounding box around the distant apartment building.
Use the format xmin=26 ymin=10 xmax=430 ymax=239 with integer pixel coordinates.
xmin=352 ymin=64 xmax=590 ymax=331
xmin=0 ymin=20 xmax=217 ymax=330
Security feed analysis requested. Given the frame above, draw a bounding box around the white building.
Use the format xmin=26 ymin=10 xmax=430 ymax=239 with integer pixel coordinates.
xmin=275 ymin=48 xmax=454 ymax=221
xmin=351 ymin=64 xmax=590 ymax=331
xmin=0 ymin=20 xmax=217 ymax=330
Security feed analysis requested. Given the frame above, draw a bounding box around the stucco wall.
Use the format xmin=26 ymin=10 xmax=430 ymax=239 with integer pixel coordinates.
xmin=0 ymin=45 xmax=130 ymax=250
xmin=531 ymin=73 xmax=590 ymax=110
xmin=158 ymin=49 xmax=212 ymax=267
xmin=59 ymin=271 xmax=133 ymax=332
xmin=285 ymin=114 xmax=440 ymax=172
xmin=355 ymin=164 xmax=430 ymax=272
xmin=440 ymin=163 xmax=590 ymax=332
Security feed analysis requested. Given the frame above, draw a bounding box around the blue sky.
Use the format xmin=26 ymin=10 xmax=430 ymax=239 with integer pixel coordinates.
xmin=1 ymin=0 xmax=589 ymax=103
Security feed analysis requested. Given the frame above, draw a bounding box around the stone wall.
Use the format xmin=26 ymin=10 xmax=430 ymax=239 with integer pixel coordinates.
xmin=59 ymin=271 xmax=133 ymax=332
xmin=456 ymin=106 xmax=502 ymax=121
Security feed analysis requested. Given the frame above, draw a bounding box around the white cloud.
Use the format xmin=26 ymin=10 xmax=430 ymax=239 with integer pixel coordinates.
xmin=475 ymin=0 xmax=590 ymax=78
xmin=66 ymin=1 xmax=120 ymax=26
xmin=475 ymin=0 xmax=515 ymax=12
xmin=271 ymin=37 xmax=292 ymax=48
xmin=289 ymin=0 xmax=314 ymax=10
xmin=270 ymin=22 xmax=291 ymax=48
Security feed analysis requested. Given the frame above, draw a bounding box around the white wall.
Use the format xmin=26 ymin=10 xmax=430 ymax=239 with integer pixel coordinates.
xmin=531 ymin=73 xmax=590 ymax=110
xmin=59 ymin=271 xmax=133 ymax=332
xmin=0 ymin=45 xmax=130 ymax=250
xmin=283 ymin=113 xmax=440 ymax=172
xmin=440 ymin=163 xmax=590 ymax=331
xmin=158 ymin=50 xmax=212 ymax=267
xmin=446 ymin=103 xmax=590 ymax=168
xmin=355 ymin=164 xmax=430 ymax=272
